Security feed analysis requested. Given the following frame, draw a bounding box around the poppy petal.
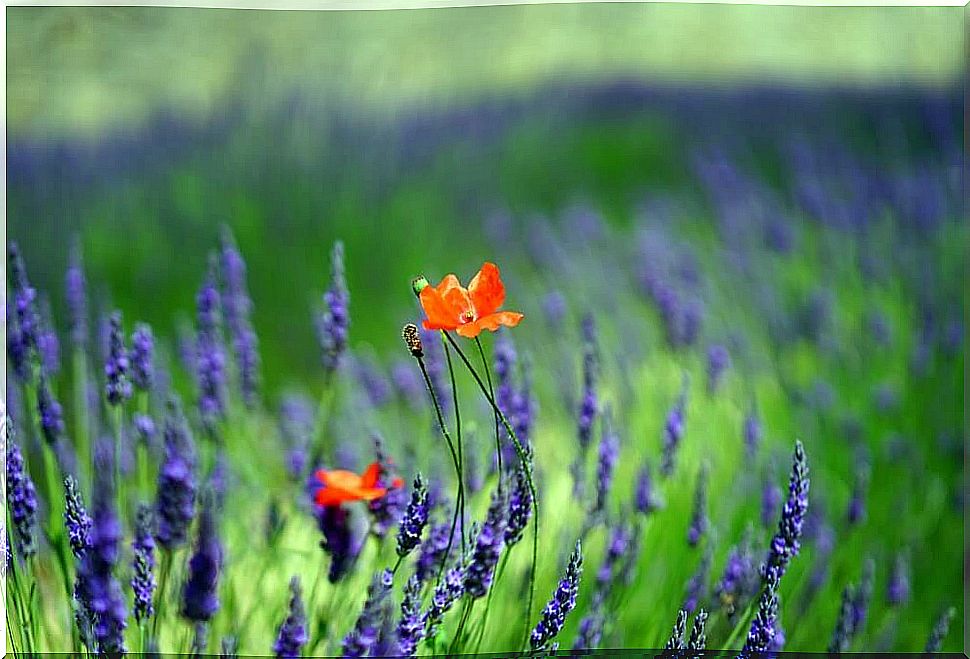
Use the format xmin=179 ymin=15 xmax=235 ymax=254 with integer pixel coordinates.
xmin=456 ymin=311 xmax=524 ymax=337
xmin=468 ymin=262 xmax=506 ymax=317
xmin=356 ymin=487 xmax=389 ymax=501
xmin=315 ymin=487 xmax=354 ymax=507
xmin=420 ymin=287 xmax=460 ymax=330
xmin=360 ymin=461 xmax=382 ymax=489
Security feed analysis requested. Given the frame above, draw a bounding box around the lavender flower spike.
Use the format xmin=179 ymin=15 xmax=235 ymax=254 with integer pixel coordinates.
xmin=762 ymin=440 xmax=809 ymax=584
xmin=316 ymin=503 xmax=363 ymax=583
xmin=342 ymin=569 xmax=393 ymax=657
xmin=706 ymin=344 xmax=731 ymax=393
xmin=416 ymin=519 xmax=452 ymax=584
xmin=154 ymin=399 xmax=198 ymax=550
xmin=740 ymin=571 xmax=780 ymax=655
xmin=924 ymin=607 xmax=956 ymax=652
xmin=196 ymin=257 xmax=228 ymax=428
xmin=687 ymin=464 xmax=709 ymax=547
xmin=661 ymin=387 xmax=687 ymax=477
xmin=887 ymin=550 xmax=911 ymax=606
xmin=317 ymin=241 xmax=350 ymax=376
xmin=463 ymin=487 xmax=508 ymax=599
xmin=130 ymin=323 xmax=155 ymax=392
xmin=64 ymin=475 xmax=93 ymax=559
xmin=131 ymin=503 xmax=157 ymax=623
xmin=396 ymin=473 xmax=429 ymax=558
xmin=66 ymin=236 xmax=89 ymax=347
xmin=181 ymin=493 xmax=222 ymax=622
xmin=105 ymin=311 xmax=132 ymax=406
xmin=75 ymin=441 xmax=128 ymax=653
xmin=8 ymin=242 xmax=40 ymax=361
xmin=688 ymin=609 xmax=709 ymax=650
xmin=396 ymin=574 xmax=425 ymax=658
xmin=530 ymin=540 xmax=583 ymax=651
xmin=38 ymin=373 xmax=66 ymax=445
xmin=634 ymin=463 xmax=661 ymax=514
xmin=6 ymin=426 xmax=39 ymax=558
xmin=274 ymin=576 xmax=308 ymax=659
xmin=664 ymin=610 xmax=688 ymax=650
xmin=220 ymin=226 xmax=261 ymax=407
xmin=828 ymin=583 xmax=857 ymax=652
xmin=593 ymin=407 xmax=620 ymax=515
xmin=423 ymin=563 xmax=464 ymax=638
xmin=504 ymin=459 xmax=534 ymax=548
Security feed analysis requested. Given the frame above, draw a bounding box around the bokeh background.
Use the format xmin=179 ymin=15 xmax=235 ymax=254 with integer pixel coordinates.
xmin=6 ymin=3 xmax=966 ymax=653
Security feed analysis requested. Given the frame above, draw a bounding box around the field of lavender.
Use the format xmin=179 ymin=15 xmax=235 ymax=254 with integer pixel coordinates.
xmin=5 ymin=72 xmax=966 ymax=657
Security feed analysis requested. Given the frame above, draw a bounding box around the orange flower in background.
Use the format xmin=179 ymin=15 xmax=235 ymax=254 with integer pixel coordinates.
xmin=419 ymin=262 xmax=524 ymax=338
xmin=312 ymin=462 xmax=404 ymax=507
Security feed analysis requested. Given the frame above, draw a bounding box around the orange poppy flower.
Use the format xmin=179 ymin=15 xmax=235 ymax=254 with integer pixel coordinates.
xmin=418 ymin=262 xmax=524 ymax=338
xmin=313 ymin=462 xmax=404 ymax=507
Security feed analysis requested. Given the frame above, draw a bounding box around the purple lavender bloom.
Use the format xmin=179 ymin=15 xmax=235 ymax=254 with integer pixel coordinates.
xmin=37 ymin=374 xmax=65 ymax=445
xmin=64 ymin=474 xmax=92 ymax=559
xmin=66 ymin=237 xmax=88 ymax=347
xmin=661 ymin=389 xmax=687 ymax=477
xmin=594 ymin=409 xmax=619 ymax=515
xmin=104 ymin=311 xmax=132 ymax=406
xmin=279 ymin=394 xmax=313 ymax=481
xmin=681 ymin=299 xmax=704 ymax=347
xmin=463 ymin=488 xmax=507 ymax=599
xmin=714 ymin=530 xmax=759 ymax=615
xmin=634 ymin=463 xmax=661 ymax=514
xmin=683 ymin=549 xmax=711 ymax=613
xmin=740 ymin=571 xmax=780 ymax=654
xmin=316 ymin=241 xmax=350 ymax=376
xmin=76 ymin=441 xmax=128 ymax=654
xmin=7 ymin=302 xmax=31 ymax=381
xmin=687 ymin=465 xmax=709 ymax=547
xmin=131 ymin=503 xmax=157 ymax=623
xmin=273 ymin=576 xmax=308 ymax=659
xmin=8 ymin=242 xmax=40 ymax=363
xmin=887 ymin=551 xmax=911 ymax=606
xmin=573 ymin=600 xmax=604 ymax=650
xmin=761 ymin=480 xmax=782 ymax=529
xmin=769 ymin=615 xmax=785 ymax=651
xmin=181 ymin=494 xmax=222 ymax=622
xmin=220 ymin=226 xmax=261 ymax=408
xmin=577 ymin=349 xmax=598 ymax=453
xmin=367 ymin=446 xmax=407 ymax=539
xmin=37 ymin=297 xmax=60 ymax=376
xmin=530 ymin=540 xmax=583 ymax=651
xmin=416 ymin=520 xmax=452 ymax=584
xmin=396 ymin=575 xmax=424 ymax=658
xmin=743 ymin=408 xmax=762 ymax=459
xmin=130 ymin=323 xmax=155 ymax=392
xmin=196 ymin=258 xmax=228 ymax=428
xmin=762 ymin=440 xmax=809 ymax=585
xmin=828 ymin=583 xmax=857 ymax=652
xmin=689 ymin=609 xmax=709 ymax=650
xmin=154 ymin=400 xmax=198 ymax=550
xmin=925 ymin=607 xmax=956 ymax=652
xmin=504 ymin=461 xmax=533 ymax=548
xmin=353 ymin=354 xmax=392 ymax=408
xmin=390 ymin=360 xmax=424 ymax=411
xmin=596 ymin=523 xmax=630 ymax=590
xmin=423 ymin=563 xmax=464 ymax=638
xmin=542 ymin=290 xmax=567 ymax=329
xmin=847 ymin=464 xmax=869 ymax=526
xmin=849 ymin=558 xmax=874 ymax=636
xmin=134 ymin=413 xmax=157 ymax=448
xmin=706 ymin=344 xmax=730 ymax=393
xmin=316 ymin=504 xmax=363 ymax=583
xmin=342 ymin=569 xmax=393 ymax=657
xmin=396 ymin=473 xmax=429 ymax=558
xmin=6 ymin=428 xmax=38 ymax=558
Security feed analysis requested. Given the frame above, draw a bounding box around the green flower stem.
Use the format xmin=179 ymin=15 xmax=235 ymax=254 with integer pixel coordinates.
xmin=440 ymin=337 xmax=466 ymax=551
xmin=441 ymin=331 xmax=538 ymax=650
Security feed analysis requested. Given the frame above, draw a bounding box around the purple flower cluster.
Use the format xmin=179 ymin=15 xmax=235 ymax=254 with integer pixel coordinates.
xmin=105 ymin=311 xmax=132 ymax=406
xmin=342 ymin=568 xmax=393 ymax=657
xmin=366 ymin=446 xmax=407 ymax=539
xmin=416 ymin=520 xmax=452 ymax=583
xmin=154 ymin=400 xmax=198 ymax=550
xmin=504 ymin=459 xmax=534 ymax=548
xmin=220 ymin=227 xmax=261 ymax=408
xmin=181 ymin=494 xmax=222 ymax=622
xmin=396 ymin=575 xmax=425 ymax=657
xmin=6 ymin=429 xmax=38 ymax=558
xmin=683 ymin=549 xmax=711 ymax=613
xmin=924 ymin=607 xmax=956 ymax=652
xmin=273 ymin=576 xmax=308 ymax=659
xmin=687 ymin=465 xmax=709 ymax=547
xmin=317 ymin=241 xmax=350 ymax=376
xmin=887 ymin=551 xmax=911 ymax=606
xmin=38 ymin=374 xmax=66 ymax=444
xmin=463 ymin=488 xmax=507 ymax=599
xmin=706 ymin=344 xmax=730 ymax=393
xmin=316 ymin=504 xmax=363 ymax=583
xmin=423 ymin=563 xmax=464 ymax=638
xmin=63 ymin=475 xmax=93 ymax=559
xmin=8 ymin=242 xmax=40 ymax=376
xmin=279 ymin=394 xmax=313 ymax=481
xmin=663 ymin=609 xmax=688 ymax=650
xmin=396 ymin=473 xmax=429 ymax=558
xmin=66 ymin=237 xmax=88 ymax=347
xmin=131 ymin=503 xmax=157 ymax=623
xmin=530 ymin=540 xmax=583 ymax=651
xmin=743 ymin=407 xmax=762 ymax=459
xmin=714 ymin=529 xmax=760 ymax=615
xmin=660 ymin=388 xmax=687 ymax=477
xmin=634 ymin=463 xmax=661 ymax=514
xmin=196 ymin=259 xmax=228 ymax=428
xmin=130 ymin=322 xmax=155 ymax=392
xmin=594 ymin=409 xmax=620 ymax=515
xmin=762 ymin=440 xmax=809 ymax=585
xmin=740 ymin=571 xmax=780 ymax=654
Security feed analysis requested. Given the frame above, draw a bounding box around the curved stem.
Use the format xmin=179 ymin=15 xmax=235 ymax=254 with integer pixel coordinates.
xmin=441 ymin=338 xmax=466 ymax=550
xmin=441 ymin=332 xmax=538 ymax=650
xmin=474 ymin=337 xmax=503 ymax=488
xmin=415 ymin=357 xmax=465 ymax=581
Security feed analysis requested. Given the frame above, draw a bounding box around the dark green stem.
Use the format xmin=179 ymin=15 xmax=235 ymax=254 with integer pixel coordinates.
xmin=474 ymin=337 xmax=503 ymax=488
xmin=441 ymin=337 xmax=466 ymax=549
xmin=441 ymin=331 xmax=538 ymax=650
